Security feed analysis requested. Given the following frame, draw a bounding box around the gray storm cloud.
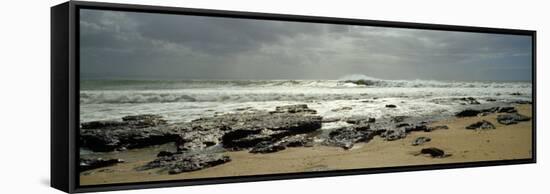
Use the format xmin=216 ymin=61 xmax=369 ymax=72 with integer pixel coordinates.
xmin=79 ymin=9 xmax=532 ymax=81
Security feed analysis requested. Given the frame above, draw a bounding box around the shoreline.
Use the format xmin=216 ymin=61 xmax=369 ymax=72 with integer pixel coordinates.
xmin=80 ymin=104 xmax=532 ymax=186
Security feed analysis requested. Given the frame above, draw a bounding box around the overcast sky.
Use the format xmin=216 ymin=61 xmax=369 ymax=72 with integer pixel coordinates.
xmin=80 ymin=9 xmax=532 ymax=81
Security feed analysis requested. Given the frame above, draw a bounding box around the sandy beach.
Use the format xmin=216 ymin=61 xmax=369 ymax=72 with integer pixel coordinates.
xmin=80 ymin=104 xmax=532 ymax=186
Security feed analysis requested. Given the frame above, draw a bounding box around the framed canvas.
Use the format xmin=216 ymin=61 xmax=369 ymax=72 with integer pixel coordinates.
xmin=51 ymin=1 xmax=536 ymax=193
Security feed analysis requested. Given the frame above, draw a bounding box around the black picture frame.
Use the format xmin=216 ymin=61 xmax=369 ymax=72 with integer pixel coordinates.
xmin=51 ymin=1 xmax=536 ymax=193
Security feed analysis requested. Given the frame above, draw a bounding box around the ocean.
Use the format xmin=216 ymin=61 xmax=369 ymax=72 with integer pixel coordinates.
xmin=80 ymin=75 xmax=532 ymax=129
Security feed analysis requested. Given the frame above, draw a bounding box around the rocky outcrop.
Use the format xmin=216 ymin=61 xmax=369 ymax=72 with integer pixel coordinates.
xmin=497 ymin=113 xmax=531 ymax=125
xmin=220 ymin=112 xmax=322 ymax=150
xmin=80 ymin=105 xmax=323 ymax=153
xmin=249 ymin=141 xmax=286 ymax=153
xmin=325 ymin=124 xmax=380 ymax=149
xmin=270 ymin=104 xmax=317 ymax=114
xmin=138 ymin=153 xmax=230 ymax=174
xmin=80 ymin=158 xmax=124 ymax=172
xmin=465 ymin=120 xmax=496 ymax=130
xmin=80 ymin=114 xmax=181 ymax=152
xmin=81 ymin=114 xmax=167 ymax=130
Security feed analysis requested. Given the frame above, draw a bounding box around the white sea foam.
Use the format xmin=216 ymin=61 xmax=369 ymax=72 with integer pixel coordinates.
xmin=79 ymin=78 xmax=532 ymax=124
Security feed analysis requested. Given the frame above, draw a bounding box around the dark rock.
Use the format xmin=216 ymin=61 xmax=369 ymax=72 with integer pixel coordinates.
xmin=465 ymin=120 xmax=496 ymax=130
xmin=412 ymin=137 xmax=431 ymax=146
xmin=80 ymin=120 xmax=129 ymax=130
xmin=80 ymin=126 xmax=182 ymax=152
xmin=80 ymin=114 xmax=179 ymax=152
xmin=380 ymin=128 xmax=407 ymax=141
xmin=455 ymin=109 xmax=482 ymax=117
xmin=486 ymin=98 xmax=497 ymax=102
xmin=250 ymin=141 xmax=286 ymax=153
xmin=177 ymin=127 xmax=225 ymax=152
xmin=80 ymin=158 xmax=124 ymax=172
xmin=455 ymin=107 xmax=499 ymax=117
xmin=344 ymin=79 xmax=379 ymax=86
xmin=81 ymin=106 xmax=322 ymax=152
xmin=279 ymin=134 xmax=314 ymax=147
xmin=271 ymin=104 xmax=317 ymax=114
xmin=420 ymin=147 xmax=450 ymax=158
xmin=326 ymin=126 xmax=377 ymax=149
xmin=510 ymin=92 xmax=522 ymax=96
xmin=221 ymin=112 xmax=322 ymax=150
xmin=385 ymin=104 xmax=397 ymax=108
xmin=404 ymin=124 xmax=429 ymax=133
xmin=139 ymin=153 xmax=230 ymax=174
xmin=248 ymin=134 xmax=314 ymax=153
xmin=497 ymin=113 xmax=531 ymax=125
xmin=498 ymin=107 xmax=517 ymax=113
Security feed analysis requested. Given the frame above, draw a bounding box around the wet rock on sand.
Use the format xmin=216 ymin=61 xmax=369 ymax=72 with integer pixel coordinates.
xmin=497 ymin=113 xmax=531 ymax=125
xmin=139 ymin=153 xmax=231 ymax=174
xmin=497 ymin=107 xmax=517 ymax=113
xmin=455 ymin=107 xmax=499 ymax=117
xmin=412 ymin=137 xmax=431 ymax=146
xmin=418 ymin=147 xmax=451 ymax=158
xmin=248 ymin=134 xmax=314 ymax=153
xmin=455 ymin=109 xmax=483 ymax=117
xmin=250 ymin=141 xmax=286 ymax=153
xmin=426 ymin=125 xmax=449 ymax=132
xmin=465 ymin=120 xmax=496 ymax=130
xmin=325 ymin=125 xmax=379 ymax=149
xmin=80 ymin=158 xmax=124 ymax=172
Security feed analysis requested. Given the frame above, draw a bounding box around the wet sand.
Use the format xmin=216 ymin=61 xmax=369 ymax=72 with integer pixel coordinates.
xmin=80 ymin=104 xmax=532 ymax=186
